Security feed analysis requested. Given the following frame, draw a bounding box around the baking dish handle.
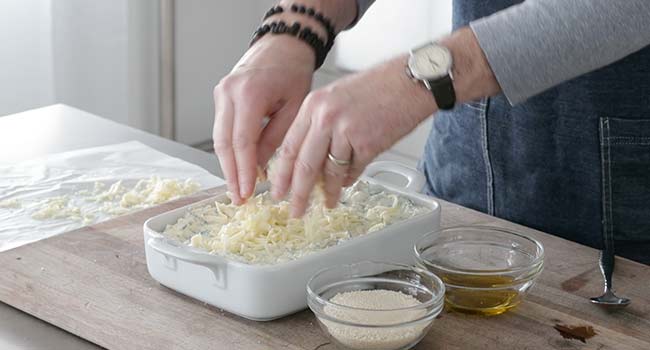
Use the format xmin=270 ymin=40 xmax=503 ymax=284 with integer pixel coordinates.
xmin=147 ymin=237 xmax=226 ymax=286
xmin=364 ymin=161 xmax=426 ymax=193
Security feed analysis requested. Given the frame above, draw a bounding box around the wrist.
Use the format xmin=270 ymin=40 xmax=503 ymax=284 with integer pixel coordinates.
xmin=261 ymin=11 xmax=328 ymax=41
xmin=344 ymin=54 xmax=439 ymax=129
xmin=439 ymin=27 xmax=500 ymax=102
xmin=239 ymin=35 xmax=316 ymax=71
xmin=390 ymin=54 xmax=440 ymax=122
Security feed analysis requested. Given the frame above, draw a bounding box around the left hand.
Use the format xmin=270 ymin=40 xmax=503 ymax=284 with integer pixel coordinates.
xmin=270 ymin=54 xmax=437 ymax=217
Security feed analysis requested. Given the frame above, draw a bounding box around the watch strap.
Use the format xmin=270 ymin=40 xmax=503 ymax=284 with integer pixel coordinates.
xmin=428 ymin=75 xmax=456 ymax=110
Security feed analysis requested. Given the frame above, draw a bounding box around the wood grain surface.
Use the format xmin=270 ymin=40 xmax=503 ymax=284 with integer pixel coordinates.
xmin=1 ymin=187 xmax=649 ymax=350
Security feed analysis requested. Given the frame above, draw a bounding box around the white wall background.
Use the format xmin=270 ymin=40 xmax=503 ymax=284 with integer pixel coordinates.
xmin=335 ymin=0 xmax=452 ymax=71
xmin=174 ymin=0 xmax=274 ymax=145
xmin=51 ymin=0 xmax=160 ymax=133
xmin=0 ymin=0 xmax=160 ymax=134
xmin=50 ymin=1 xmax=129 ymax=125
xmin=0 ymin=0 xmax=55 ymax=117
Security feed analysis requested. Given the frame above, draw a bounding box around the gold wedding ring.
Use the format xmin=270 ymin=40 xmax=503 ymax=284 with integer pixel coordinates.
xmin=327 ymin=152 xmax=351 ymax=166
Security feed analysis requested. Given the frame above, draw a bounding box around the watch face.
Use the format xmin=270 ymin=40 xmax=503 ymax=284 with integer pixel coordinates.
xmin=409 ymin=44 xmax=452 ymax=80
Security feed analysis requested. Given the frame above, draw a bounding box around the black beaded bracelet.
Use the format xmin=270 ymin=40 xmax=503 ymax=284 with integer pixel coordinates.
xmin=288 ymin=4 xmax=336 ymax=51
xmin=250 ymin=20 xmax=328 ymax=69
xmin=263 ymin=4 xmax=336 ymax=51
xmin=263 ymin=5 xmax=284 ymax=20
xmin=257 ymin=4 xmax=336 ymax=68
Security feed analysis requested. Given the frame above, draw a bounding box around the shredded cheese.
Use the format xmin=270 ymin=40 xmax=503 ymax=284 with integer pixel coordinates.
xmin=0 ymin=198 xmax=22 ymax=209
xmin=163 ymin=181 xmax=429 ymax=265
xmin=88 ymin=181 xmax=125 ymax=202
xmin=85 ymin=176 xmax=199 ymax=213
xmin=29 ymin=177 xmax=200 ymax=223
xmin=31 ymin=196 xmax=82 ymax=220
xmin=121 ymin=177 xmax=200 ymax=208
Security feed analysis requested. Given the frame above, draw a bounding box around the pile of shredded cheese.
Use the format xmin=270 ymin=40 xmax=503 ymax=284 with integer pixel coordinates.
xmin=32 ymin=196 xmax=83 ymax=220
xmin=27 ymin=177 xmax=200 ymax=223
xmin=87 ymin=177 xmax=201 ymax=215
xmin=0 ymin=198 xmax=22 ymax=209
xmin=163 ymin=181 xmax=429 ymax=265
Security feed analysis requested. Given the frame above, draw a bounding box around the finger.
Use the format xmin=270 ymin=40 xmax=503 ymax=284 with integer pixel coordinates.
xmin=270 ymin=107 xmax=312 ymax=201
xmin=343 ymin=155 xmax=373 ymax=187
xmin=232 ymin=97 xmax=266 ymax=200
xmin=343 ymin=165 xmax=365 ymax=187
xmin=289 ymin=121 xmax=332 ymax=218
xmin=212 ymin=89 xmax=242 ymax=205
xmin=257 ymin=101 xmax=300 ymax=169
xmin=323 ymin=134 xmax=352 ymax=209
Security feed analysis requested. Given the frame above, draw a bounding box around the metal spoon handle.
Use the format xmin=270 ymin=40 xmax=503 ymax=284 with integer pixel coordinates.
xmin=600 ymin=221 xmax=616 ymax=291
xmin=599 ymin=249 xmax=614 ymax=291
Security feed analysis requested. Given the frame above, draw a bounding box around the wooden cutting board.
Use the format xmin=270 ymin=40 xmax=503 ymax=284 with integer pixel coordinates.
xmin=1 ymin=186 xmax=649 ymax=350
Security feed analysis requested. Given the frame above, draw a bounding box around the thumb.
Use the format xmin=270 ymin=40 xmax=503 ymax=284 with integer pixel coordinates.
xmin=256 ymin=101 xmax=301 ymax=169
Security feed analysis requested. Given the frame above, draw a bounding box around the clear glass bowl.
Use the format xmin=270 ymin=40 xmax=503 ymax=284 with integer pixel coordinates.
xmin=307 ymin=261 xmax=445 ymax=350
xmin=414 ymin=226 xmax=544 ymax=316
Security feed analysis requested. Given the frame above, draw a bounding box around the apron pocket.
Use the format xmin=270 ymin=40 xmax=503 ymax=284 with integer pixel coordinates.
xmin=600 ymin=117 xmax=650 ymax=243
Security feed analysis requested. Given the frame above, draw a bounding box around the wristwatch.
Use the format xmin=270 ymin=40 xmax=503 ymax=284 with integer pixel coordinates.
xmin=407 ymin=42 xmax=456 ymax=110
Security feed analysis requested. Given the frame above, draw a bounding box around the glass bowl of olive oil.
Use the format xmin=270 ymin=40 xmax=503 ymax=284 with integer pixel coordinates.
xmin=414 ymin=226 xmax=544 ymax=316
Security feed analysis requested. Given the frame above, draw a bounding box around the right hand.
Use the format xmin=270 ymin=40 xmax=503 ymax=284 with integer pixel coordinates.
xmin=213 ymin=35 xmax=314 ymax=204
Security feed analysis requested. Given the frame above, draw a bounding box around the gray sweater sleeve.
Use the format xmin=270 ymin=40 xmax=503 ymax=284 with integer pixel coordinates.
xmin=350 ymin=0 xmax=375 ymax=28
xmin=471 ymin=0 xmax=650 ymax=104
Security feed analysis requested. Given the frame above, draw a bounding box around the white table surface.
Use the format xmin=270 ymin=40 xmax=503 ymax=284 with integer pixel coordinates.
xmin=0 ymin=104 xmax=222 ymax=350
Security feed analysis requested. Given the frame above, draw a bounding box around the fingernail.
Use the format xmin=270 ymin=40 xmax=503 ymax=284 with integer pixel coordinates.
xmin=271 ymin=185 xmax=284 ymax=201
xmin=240 ymin=183 xmax=252 ymax=199
xmin=290 ymin=207 xmax=304 ymax=219
xmin=271 ymin=190 xmax=283 ymax=202
xmin=226 ymin=191 xmax=241 ymax=205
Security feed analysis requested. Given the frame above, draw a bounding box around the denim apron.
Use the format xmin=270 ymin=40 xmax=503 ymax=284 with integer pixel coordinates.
xmin=420 ymin=0 xmax=650 ymax=264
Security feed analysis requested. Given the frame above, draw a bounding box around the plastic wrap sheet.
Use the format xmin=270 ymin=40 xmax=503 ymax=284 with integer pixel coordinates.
xmin=0 ymin=141 xmax=224 ymax=251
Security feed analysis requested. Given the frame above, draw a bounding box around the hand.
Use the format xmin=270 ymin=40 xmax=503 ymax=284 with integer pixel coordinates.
xmin=213 ymin=35 xmax=314 ymax=204
xmin=270 ymin=55 xmax=438 ymax=217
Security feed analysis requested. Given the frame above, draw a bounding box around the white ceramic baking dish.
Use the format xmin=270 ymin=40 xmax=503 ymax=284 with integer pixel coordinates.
xmin=143 ymin=161 xmax=440 ymax=321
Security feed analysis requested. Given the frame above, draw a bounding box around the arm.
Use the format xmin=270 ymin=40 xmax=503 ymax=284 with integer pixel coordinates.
xmin=471 ymin=0 xmax=650 ymax=104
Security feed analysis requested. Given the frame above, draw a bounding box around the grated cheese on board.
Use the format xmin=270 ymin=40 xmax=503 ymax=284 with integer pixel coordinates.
xmin=0 ymin=198 xmax=22 ymax=209
xmin=29 ymin=177 xmax=200 ymax=223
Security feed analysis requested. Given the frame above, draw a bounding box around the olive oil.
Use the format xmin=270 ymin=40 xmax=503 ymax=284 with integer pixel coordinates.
xmin=439 ymin=274 xmax=521 ymax=316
